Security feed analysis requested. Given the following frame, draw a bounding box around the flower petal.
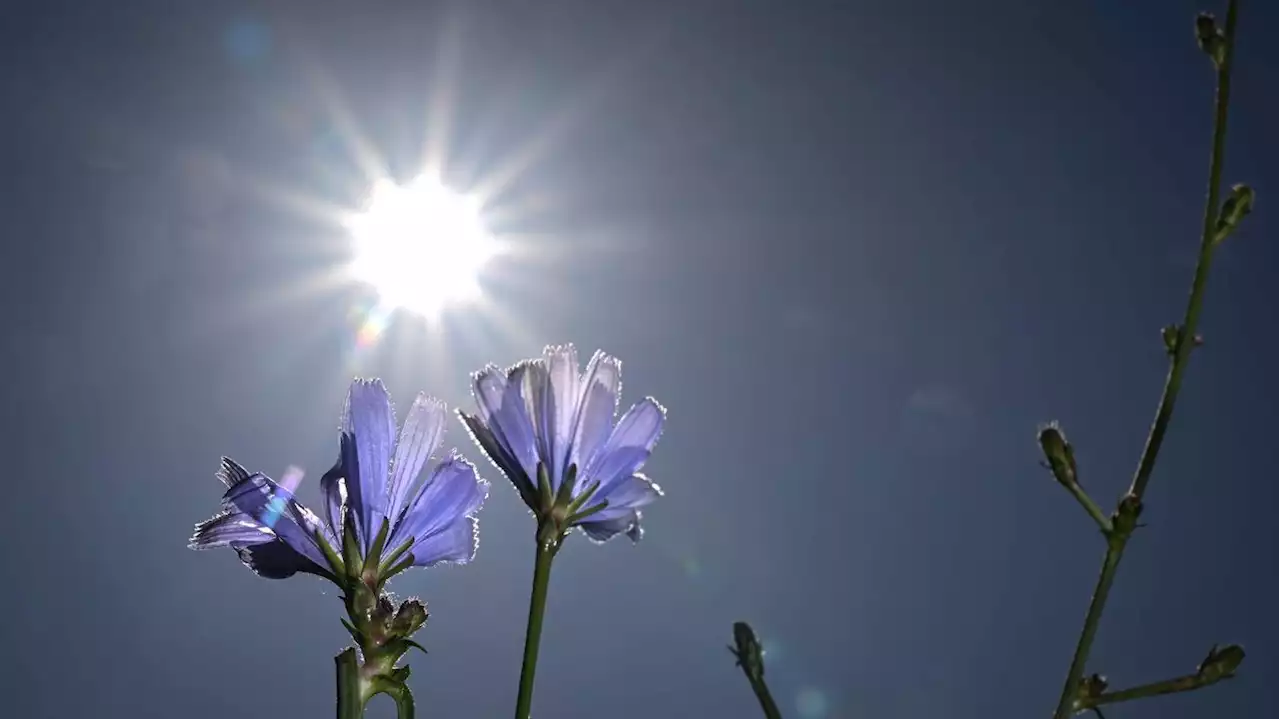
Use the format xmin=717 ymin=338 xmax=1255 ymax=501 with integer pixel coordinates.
xmin=520 ymin=359 xmax=558 ymax=485
xmin=236 ymin=541 xmax=331 ymax=580
xmin=341 ymin=379 xmax=397 ymax=549
xmin=584 ymin=397 xmax=665 ymax=496
xmin=388 ymin=457 xmax=488 ymax=551
xmin=578 ymin=509 xmax=644 ymax=544
xmin=223 ymin=474 xmax=331 ymax=570
xmin=543 ymin=344 xmax=580 ymax=482
xmin=460 ymin=411 xmax=537 ymax=507
xmin=472 ymin=364 xmax=538 ymax=482
xmin=569 ymin=351 xmax=621 ymax=474
xmin=581 ymin=447 xmax=650 ymax=502
xmin=189 ymin=510 xmax=274 ymax=550
xmin=386 ymin=394 xmax=447 ymax=524
xmin=318 ymin=445 xmax=348 ymax=539
xmin=587 ymin=473 xmax=663 ymax=521
xmin=409 ymin=516 xmax=479 ymax=566
xmin=215 ymin=456 xmax=252 ymax=489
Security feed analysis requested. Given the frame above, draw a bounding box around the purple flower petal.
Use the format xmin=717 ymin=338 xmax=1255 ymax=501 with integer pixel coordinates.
xmin=189 ymin=510 xmax=274 ymax=550
xmin=408 ymin=516 xmax=479 ymax=566
xmin=584 ymin=397 xmax=665 ymax=496
xmin=388 ymin=457 xmax=487 ymax=552
xmin=236 ymin=541 xmax=331 ymax=580
xmin=542 ymin=345 xmax=580 ymax=482
xmin=581 ymin=447 xmax=650 ymax=502
xmin=568 ymin=351 xmax=621 ymax=474
xmin=459 ymin=411 xmax=536 ymax=506
xmin=386 ymin=394 xmax=447 ymax=523
xmin=223 ymin=474 xmax=332 ymax=570
xmin=471 ymin=364 xmax=538 ymax=484
xmin=318 ymin=446 xmax=348 ymax=539
xmin=588 ymin=474 xmax=663 ymax=523
xmin=341 ymin=379 xmax=397 ymax=550
xmin=578 ymin=509 xmax=644 ymax=544
xmin=216 ymin=457 xmax=252 ymax=489
xmin=520 ymin=359 xmax=560 ymax=487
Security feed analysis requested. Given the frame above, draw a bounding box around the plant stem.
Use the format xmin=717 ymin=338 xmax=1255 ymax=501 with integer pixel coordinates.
xmin=1128 ymin=0 xmax=1238 ymax=502
xmin=1053 ymin=546 xmax=1124 ymax=718
xmin=1050 ymin=2 xmax=1240 ymax=717
xmin=746 ymin=673 xmax=784 ymax=719
xmin=373 ymin=677 xmax=417 ymax=719
xmin=513 ymin=536 xmax=558 ymax=719
xmin=336 ymin=648 xmax=366 ymax=719
xmin=1082 ymin=671 xmax=1232 ymax=709
xmin=1062 ymin=482 xmax=1113 ymax=534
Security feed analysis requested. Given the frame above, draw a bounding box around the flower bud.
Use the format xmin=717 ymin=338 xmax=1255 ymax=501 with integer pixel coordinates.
xmin=1109 ymin=493 xmax=1143 ymax=544
xmin=1037 ymin=422 xmax=1078 ymax=488
xmin=1195 ymin=13 xmax=1226 ymax=67
xmin=1080 ymin=673 xmax=1108 ymax=700
xmin=1197 ymin=644 xmax=1245 ymax=682
xmin=730 ymin=622 xmax=766 ymax=682
xmin=1214 ymin=184 xmax=1255 ymax=245
xmin=391 ymin=598 xmax=429 ymax=637
xmin=375 ymin=595 xmax=395 ymax=622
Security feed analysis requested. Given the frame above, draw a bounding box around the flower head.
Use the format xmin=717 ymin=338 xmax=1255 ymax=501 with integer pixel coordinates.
xmin=459 ymin=344 xmax=666 ymax=544
xmin=190 ymin=378 xmax=489 ymax=585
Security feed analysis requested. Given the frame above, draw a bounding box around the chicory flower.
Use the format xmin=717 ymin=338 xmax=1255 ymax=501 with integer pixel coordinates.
xmin=459 ymin=344 xmax=665 ymax=544
xmin=190 ymin=378 xmax=488 ymax=585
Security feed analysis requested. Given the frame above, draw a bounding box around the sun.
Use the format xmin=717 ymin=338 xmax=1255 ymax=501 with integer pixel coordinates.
xmin=346 ymin=175 xmax=497 ymax=317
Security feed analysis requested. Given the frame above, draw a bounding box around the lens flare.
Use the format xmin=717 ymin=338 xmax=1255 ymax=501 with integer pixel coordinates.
xmin=796 ymin=687 xmax=829 ymax=718
xmin=262 ymin=465 xmax=305 ymax=529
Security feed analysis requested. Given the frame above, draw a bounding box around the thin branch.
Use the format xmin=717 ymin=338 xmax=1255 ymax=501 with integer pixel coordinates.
xmin=1049 ymin=2 xmax=1242 ymax=717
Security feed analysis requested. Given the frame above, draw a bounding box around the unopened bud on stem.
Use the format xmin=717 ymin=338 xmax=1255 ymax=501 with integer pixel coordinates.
xmin=1213 ymin=184 xmax=1255 ymax=245
xmin=1195 ymin=13 xmax=1226 ymax=68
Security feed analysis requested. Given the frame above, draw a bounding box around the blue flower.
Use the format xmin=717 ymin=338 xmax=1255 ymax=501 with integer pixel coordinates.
xmin=190 ymin=379 xmax=488 ymax=582
xmin=459 ymin=344 xmax=666 ymax=543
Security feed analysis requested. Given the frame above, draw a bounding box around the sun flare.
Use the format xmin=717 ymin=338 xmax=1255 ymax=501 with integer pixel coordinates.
xmin=346 ymin=176 xmax=496 ymax=317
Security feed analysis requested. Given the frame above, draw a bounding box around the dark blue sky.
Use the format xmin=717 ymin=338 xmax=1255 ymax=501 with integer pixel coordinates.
xmin=0 ymin=1 xmax=1272 ymax=717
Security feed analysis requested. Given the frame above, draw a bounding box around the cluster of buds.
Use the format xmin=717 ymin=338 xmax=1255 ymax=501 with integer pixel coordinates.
xmin=317 ymin=512 xmax=431 ymax=692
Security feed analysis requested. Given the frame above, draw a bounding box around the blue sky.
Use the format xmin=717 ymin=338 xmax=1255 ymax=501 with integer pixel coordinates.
xmin=0 ymin=1 xmax=1272 ymax=717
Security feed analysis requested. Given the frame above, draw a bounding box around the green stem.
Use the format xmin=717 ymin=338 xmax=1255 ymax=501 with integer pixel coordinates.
xmin=390 ymin=687 xmax=416 ymax=719
xmin=336 ymin=648 xmax=365 ymax=719
xmin=1128 ymin=0 xmax=1238 ymax=502
xmin=371 ymin=676 xmax=417 ymax=719
xmin=1053 ymin=547 xmax=1124 ymax=717
xmin=747 ymin=675 xmax=784 ymax=719
xmin=513 ymin=535 xmax=558 ymax=719
xmin=1062 ymin=482 xmax=1113 ymax=534
xmin=1050 ymin=2 xmax=1239 ymax=717
xmin=1082 ymin=671 xmax=1232 ymax=710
